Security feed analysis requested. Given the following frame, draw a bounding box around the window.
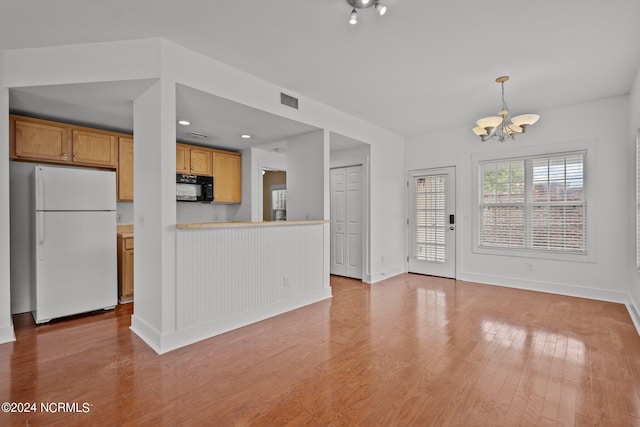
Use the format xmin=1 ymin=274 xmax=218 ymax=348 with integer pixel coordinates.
xmin=479 ymin=151 xmax=586 ymax=254
xmin=413 ymin=174 xmax=447 ymax=263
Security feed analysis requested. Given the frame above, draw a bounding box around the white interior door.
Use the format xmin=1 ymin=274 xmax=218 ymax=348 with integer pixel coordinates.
xmin=408 ymin=167 xmax=456 ymax=278
xmin=331 ymin=166 xmax=363 ymax=279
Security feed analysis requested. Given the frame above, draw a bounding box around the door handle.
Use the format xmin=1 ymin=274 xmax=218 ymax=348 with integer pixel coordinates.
xmin=449 ymin=226 xmax=455 ymax=231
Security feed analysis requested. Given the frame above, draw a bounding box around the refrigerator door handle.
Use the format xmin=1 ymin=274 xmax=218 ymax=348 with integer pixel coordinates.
xmin=36 ymin=166 xmax=44 ymax=211
xmin=37 ymin=211 xmax=45 ymax=260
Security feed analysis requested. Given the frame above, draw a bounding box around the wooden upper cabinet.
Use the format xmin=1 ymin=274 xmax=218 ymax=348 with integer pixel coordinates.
xmin=190 ymin=147 xmax=213 ymax=176
xmin=72 ymin=129 xmax=117 ymax=167
xmin=117 ymin=137 xmax=134 ymax=201
xmin=10 ymin=115 xmax=123 ymax=170
xmin=176 ymin=144 xmax=213 ymax=176
xmin=12 ymin=118 xmax=72 ymax=163
xmin=212 ymin=150 xmax=242 ymax=203
xmin=176 ymin=143 xmax=191 ymax=174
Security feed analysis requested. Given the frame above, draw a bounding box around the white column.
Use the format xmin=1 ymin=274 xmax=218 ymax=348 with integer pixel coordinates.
xmin=286 ymin=129 xmax=326 ymax=220
xmin=0 ymin=50 xmax=15 ymax=343
xmin=285 ymin=129 xmax=331 ymax=290
xmin=129 ymin=79 xmax=177 ymax=353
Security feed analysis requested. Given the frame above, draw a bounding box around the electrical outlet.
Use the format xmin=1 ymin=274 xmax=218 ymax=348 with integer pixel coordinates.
xmin=526 ymin=262 xmax=533 ymax=271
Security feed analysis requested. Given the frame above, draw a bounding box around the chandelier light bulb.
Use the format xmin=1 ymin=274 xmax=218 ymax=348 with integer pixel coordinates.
xmin=361 ymin=0 xmax=370 ymax=5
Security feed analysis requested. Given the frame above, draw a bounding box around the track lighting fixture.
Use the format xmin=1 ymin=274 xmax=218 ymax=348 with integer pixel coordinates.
xmin=346 ymin=0 xmax=387 ymax=24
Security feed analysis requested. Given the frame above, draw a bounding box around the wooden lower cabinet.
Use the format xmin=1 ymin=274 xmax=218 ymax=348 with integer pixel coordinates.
xmin=117 ymin=235 xmax=134 ymax=303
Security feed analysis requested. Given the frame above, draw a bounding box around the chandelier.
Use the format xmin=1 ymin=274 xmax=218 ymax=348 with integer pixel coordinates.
xmin=347 ymin=0 xmax=387 ymax=25
xmin=472 ymin=76 xmax=540 ymax=142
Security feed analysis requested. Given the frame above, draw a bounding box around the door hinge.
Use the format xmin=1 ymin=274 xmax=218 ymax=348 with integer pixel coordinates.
xmin=407 ymin=256 xmax=409 ymax=262
xmin=406 ymin=218 xmax=409 ymax=225
xmin=406 ymin=181 xmax=409 ymax=188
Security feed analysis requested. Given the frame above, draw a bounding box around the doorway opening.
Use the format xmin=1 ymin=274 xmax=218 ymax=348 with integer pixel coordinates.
xmin=263 ymin=169 xmax=286 ymax=221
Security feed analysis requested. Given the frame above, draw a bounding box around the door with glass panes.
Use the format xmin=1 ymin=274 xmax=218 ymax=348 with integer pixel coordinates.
xmin=408 ymin=167 xmax=456 ymax=278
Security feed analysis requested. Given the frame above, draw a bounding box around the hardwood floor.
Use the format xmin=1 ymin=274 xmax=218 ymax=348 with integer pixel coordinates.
xmin=1 ymin=274 xmax=640 ymax=426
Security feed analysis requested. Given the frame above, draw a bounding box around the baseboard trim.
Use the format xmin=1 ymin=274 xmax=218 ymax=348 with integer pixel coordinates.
xmin=458 ymin=272 xmax=628 ymax=304
xmin=141 ymin=288 xmax=332 ymax=355
xmin=0 ymin=323 xmax=16 ymax=345
xmin=366 ymin=265 xmax=405 ymax=284
xmin=626 ymin=295 xmax=640 ymax=335
xmin=129 ymin=314 xmax=162 ymax=354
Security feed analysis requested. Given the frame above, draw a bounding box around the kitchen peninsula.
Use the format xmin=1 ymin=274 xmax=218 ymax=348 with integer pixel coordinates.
xmin=171 ymin=219 xmax=331 ymax=350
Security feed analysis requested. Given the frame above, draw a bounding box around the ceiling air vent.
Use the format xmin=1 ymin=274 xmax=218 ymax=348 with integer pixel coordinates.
xmin=187 ymin=131 xmax=208 ymax=138
xmin=280 ymin=92 xmax=299 ymax=110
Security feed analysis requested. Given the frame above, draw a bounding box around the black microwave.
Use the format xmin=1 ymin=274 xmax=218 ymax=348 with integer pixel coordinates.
xmin=176 ymin=174 xmax=214 ymax=202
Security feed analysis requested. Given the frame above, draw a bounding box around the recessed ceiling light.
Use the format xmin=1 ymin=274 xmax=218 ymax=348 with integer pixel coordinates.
xmin=240 ymin=134 xmax=252 ymax=139
xmin=178 ymin=120 xmax=191 ymax=126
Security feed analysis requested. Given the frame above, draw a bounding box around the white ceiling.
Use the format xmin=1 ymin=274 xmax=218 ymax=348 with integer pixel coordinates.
xmin=3 ymin=0 xmax=640 ymax=143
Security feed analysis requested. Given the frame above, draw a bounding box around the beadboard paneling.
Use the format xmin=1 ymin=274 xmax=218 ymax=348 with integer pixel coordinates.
xmin=176 ymin=223 xmax=327 ymax=331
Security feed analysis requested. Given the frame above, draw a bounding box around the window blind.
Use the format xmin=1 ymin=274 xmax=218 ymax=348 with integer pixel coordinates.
xmin=413 ymin=175 xmax=446 ymax=263
xmin=479 ymin=151 xmax=586 ymax=254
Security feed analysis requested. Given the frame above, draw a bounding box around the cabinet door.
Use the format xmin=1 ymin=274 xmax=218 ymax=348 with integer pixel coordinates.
xmin=72 ymin=129 xmax=117 ymax=167
xmin=13 ymin=119 xmax=71 ymax=163
xmin=176 ymin=144 xmax=191 ymax=174
xmin=190 ymin=147 xmax=213 ymax=176
xmin=122 ymin=247 xmax=134 ymax=300
xmin=117 ymin=137 xmax=134 ymax=201
xmin=213 ymin=151 xmax=242 ymax=203
xmin=117 ymin=237 xmax=134 ymax=302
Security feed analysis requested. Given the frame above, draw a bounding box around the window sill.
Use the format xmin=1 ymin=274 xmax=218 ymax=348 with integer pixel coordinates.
xmin=473 ymin=246 xmax=595 ymax=264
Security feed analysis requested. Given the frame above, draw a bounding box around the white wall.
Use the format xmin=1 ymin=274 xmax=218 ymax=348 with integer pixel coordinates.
xmin=160 ymin=39 xmax=405 ymax=281
xmin=1 ymin=38 xmax=406 ymax=351
xmin=286 ymin=130 xmax=327 ymax=221
xmin=9 ymin=162 xmax=34 ymax=314
xmin=176 ymin=202 xmax=239 ymax=224
xmin=406 ymin=96 xmax=631 ymax=303
xmin=629 ymin=66 xmax=640 ymax=324
xmin=0 ymin=50 xmax=15 ymax=343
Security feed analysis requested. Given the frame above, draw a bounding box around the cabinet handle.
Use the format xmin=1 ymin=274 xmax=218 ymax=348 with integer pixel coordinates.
xmin=62 ymin=152 xmax=67 ymax=157
xmin=73 ymin=153 xmax=78 ymax=158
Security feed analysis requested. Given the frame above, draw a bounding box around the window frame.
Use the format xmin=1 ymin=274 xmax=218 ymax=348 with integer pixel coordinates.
xmin=472 ymin=140 xmax=597 ymax=263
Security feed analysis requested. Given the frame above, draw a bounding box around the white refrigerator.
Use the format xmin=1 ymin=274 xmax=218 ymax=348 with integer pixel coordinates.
xmin=31 ymin=165 xmax=117 ymax=324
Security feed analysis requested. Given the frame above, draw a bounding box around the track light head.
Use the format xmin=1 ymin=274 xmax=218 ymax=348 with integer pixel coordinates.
xmin=349 ymin=8 xmax=358 ymax=25
xmin=375 ymin=2 xmax=387 ymax=15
